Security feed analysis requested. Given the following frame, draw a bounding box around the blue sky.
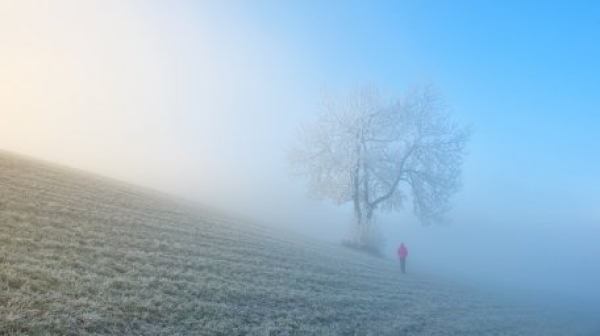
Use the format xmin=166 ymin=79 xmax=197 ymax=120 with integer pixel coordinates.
xmin=2 ymin=0 xmax=599 ymax=231
xmin=213 ymin=0 xmax=600 ymax=227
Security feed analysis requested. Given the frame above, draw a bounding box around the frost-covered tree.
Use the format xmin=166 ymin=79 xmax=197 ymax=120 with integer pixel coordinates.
xmin=289 ymin=85 xmax=470 ymax=249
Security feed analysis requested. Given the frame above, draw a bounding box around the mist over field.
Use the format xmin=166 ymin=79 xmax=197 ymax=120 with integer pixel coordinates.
xmin=1 ymin=0 xmax=600 ymax=334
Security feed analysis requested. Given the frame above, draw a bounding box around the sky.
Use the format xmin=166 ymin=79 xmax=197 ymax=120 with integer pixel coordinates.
xmin=1 ymin=1 xmax=600 ymax=305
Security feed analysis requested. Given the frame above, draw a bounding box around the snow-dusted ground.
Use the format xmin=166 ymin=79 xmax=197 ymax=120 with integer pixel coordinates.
xmin=0 ymin=151 xmax=598 ymax=335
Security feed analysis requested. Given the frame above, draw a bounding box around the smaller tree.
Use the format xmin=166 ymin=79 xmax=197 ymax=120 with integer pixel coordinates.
xmin=288 ymin=85 xmax=470 ymax=252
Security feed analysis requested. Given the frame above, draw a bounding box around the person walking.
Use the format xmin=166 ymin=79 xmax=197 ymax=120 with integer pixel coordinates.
xmin=397 ymin=243 xmax=408 ymax=273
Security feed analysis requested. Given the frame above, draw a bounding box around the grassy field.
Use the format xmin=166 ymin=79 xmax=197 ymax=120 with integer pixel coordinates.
xmin=0 ymin=151 xmax=596 ymax=335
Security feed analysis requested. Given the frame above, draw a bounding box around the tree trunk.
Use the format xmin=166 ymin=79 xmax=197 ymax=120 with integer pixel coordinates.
xmin=354 ymin=203 xmax=375 ymax=246
xmin=365 ymin=207 xmax=374 ymax=233
xmin=352 ymin=168 xmax=362 ymax=244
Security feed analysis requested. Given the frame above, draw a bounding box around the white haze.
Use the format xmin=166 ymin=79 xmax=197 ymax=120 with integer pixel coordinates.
xmin=1 ymin=0 xmax=599 ymax=317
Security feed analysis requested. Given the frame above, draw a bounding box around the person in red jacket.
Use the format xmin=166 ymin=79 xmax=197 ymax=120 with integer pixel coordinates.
xmin=397 ymin=243 xmax=408 ymax=273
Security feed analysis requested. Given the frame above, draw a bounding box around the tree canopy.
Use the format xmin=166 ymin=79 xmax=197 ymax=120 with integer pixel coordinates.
xmin=289 ymin=85 xmax=470 ymax=250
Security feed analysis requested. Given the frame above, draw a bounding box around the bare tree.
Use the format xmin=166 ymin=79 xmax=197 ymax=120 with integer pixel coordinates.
xmin=288 ymin=85 xmax=470 ymax=251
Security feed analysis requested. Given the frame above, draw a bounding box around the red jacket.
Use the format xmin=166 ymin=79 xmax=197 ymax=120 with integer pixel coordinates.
xmin=398 ymin=244 xmax=408 ymax=259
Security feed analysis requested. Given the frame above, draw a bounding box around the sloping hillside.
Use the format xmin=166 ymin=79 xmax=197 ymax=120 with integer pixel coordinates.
xmin=0 ymin=151 xmax=594 ymax=335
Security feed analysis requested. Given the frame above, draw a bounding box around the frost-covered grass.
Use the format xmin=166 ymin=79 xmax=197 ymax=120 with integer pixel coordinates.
xmin=0 ymin=151 xmax=597 ymax=335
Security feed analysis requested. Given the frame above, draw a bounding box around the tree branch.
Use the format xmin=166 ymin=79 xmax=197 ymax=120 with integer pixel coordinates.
xmin=369 ymin=143 xmax=417 ymax=208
